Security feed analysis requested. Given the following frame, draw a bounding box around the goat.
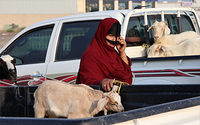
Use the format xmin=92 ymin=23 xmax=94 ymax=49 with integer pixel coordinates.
xmin=147 ymin=20 xmax=171 ymax=41
xmin=155 ymin=31 xmax=199 ymax=45
xmin=147 ymin=37 xmax=200 ymax=57
xmin=0 ymin=55 xmax=17 ymax=82
xmin=34 ymin=80 xmax=124 ymax=119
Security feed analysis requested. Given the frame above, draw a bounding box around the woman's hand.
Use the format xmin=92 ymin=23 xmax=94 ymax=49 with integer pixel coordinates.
xmin=116 ymin=36 xmax=126 ymax=54
xmin=116 ymin=36 xmax=129 ymax=65
xmin=100 ymin=78 xmax=114 ymax=92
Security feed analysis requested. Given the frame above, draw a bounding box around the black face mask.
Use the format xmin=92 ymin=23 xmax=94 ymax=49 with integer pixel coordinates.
xmin=106 ymin=22 xmax=121 ymax=45
xmin=105 ymin=37 xmax=119 ymax=45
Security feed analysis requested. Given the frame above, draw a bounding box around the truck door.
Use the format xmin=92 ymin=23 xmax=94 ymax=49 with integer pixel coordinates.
xmin=45 ymin=20 xmax=101 ymax=83
xmin=2 ymin=24 xmax=55 ymax=77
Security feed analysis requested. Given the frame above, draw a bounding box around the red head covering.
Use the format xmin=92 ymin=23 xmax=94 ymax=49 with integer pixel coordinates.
xmin=76 ymin=18 xmax=133 ymax=85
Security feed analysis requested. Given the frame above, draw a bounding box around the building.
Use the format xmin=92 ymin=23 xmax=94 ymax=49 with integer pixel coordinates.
xmin=157 ymin=0 xmax=182 ymax=7
xmin=157 ymin=0 xmax=200 ymax=18
xmin=86 ymin=0 xmax=157 ymax=12
xmin=0 ymin=0 xmax=158 ymax=31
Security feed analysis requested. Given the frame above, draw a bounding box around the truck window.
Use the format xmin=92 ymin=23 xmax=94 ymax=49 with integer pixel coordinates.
xmin=126 ymin=16 xmax=145 ymax=47
xmin=181 ymin=15 xmax=195 ymax=32
xmin=187 ymin=12 xmax=200 ymax=33
xmin=56 ymin=20 xmax=100 ymax=61
xmin=169 ymin=15 xmax=178 ymax=34
xmin=3 ymin=25 xmax=54 ymax=64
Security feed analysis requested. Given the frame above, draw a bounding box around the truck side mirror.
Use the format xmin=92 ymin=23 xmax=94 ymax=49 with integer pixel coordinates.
xmin=14 ymin=57 xmax=24 ymax=65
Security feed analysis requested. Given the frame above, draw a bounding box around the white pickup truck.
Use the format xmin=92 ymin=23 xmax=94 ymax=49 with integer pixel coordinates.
xmin=0 ymin=7 xmax=199 ymax=86
xmin=0 ymin=7 xmax=200 ymax=125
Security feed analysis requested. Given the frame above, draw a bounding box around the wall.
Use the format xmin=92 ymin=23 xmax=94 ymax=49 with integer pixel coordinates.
xmin=0 ymin=0 xmax=85 ymax=31
xmin=0 ymin=14 xmax=74 ymax=31
xmin=0 ymin=0 xmax=78 ymax=14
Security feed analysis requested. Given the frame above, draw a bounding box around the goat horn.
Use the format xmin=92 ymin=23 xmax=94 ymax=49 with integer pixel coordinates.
xmin=147 ymin=26 xmax=152 ymax=32
xmin=163 ymin=21 xmax=168 ymax=26
xmin=153 ymin=20 xmax=157 ymax=24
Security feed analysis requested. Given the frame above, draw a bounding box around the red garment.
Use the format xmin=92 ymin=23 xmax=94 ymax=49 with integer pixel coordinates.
xmin=76 ymin=18 xmax=133 ymax=85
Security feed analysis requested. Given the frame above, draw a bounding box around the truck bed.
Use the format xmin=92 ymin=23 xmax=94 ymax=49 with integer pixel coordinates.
xmin=0 ymin=85 xmax=200 ymax=124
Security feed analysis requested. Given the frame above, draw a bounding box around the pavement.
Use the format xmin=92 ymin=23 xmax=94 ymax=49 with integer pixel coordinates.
xmin=0 ymin=31 xmax=19 ymax=49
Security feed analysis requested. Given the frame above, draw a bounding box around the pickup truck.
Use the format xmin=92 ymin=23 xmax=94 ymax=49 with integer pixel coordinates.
xmin=0 ymin=7 xmax=200 ymax=125
xmin=0 ymin=7 xmax=199 ymax=86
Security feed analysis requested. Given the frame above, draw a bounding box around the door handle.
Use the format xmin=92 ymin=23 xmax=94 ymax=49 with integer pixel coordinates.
xmin=31 ymin=71 xmax=44 ymax=81
xmin=144 ymin=61 xmax=147 ymax=66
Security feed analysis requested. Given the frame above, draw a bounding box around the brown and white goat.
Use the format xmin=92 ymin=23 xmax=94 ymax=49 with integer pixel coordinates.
xmin=34 ymin=80 xmax=124 ymax=119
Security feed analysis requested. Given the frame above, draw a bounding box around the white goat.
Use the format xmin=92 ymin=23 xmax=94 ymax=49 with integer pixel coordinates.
xmin=155 ymin=31 xmax=199 ymax=45
xmin=147 ymin=20 xmax=171 ymax=41
xmin=147 ymin=37 xmax=200 ymax=57
xmin=34 ymin=80 xmax=124 ymax=119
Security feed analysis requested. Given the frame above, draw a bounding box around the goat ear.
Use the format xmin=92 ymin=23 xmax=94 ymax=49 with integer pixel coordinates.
xmin=156 ymin=44 xmax=161 ymax=51
xmin=160 ymin=46 xmax=167 ymax=52
xmin=97 ymin=97 xmax=109 ymax=111
xmin=103 ymin=92 xmax=109 ymax=97
xmin=164 ymin=26 xmax=171 ymax=35
xmin=111 ymin=85 xmax=119 ymax=93
xmin=163 ymin=21 xmax=170 ymax=35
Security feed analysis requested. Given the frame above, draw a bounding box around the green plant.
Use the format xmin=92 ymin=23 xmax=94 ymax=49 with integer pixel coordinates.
xmin=7 ymin=29 xmax=13 ymax=32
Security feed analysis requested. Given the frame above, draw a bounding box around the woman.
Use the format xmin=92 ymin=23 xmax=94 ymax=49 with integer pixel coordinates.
xmin=76 ymin=18 xmax=133 ymax=91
